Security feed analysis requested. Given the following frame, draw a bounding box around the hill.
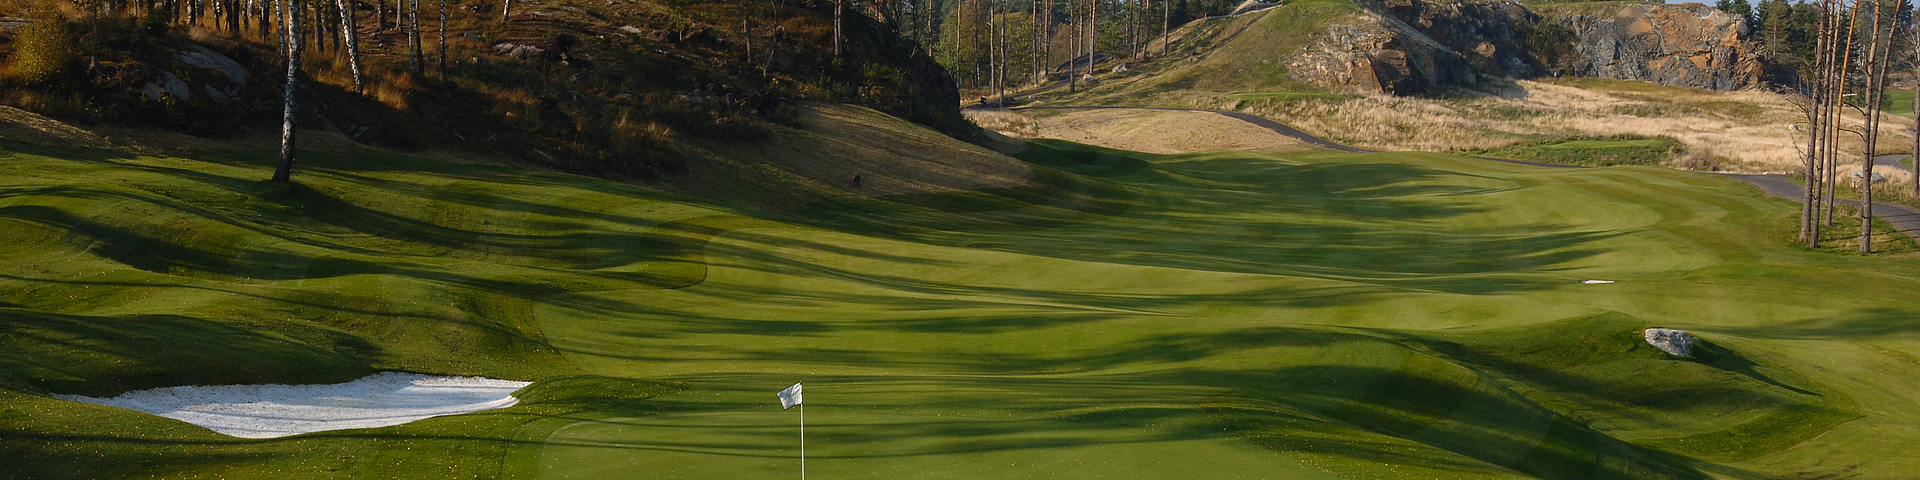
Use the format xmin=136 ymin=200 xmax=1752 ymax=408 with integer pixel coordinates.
xmin=0 ymin=0 xmax=973 ymax=187
xmin=1016 ymin=0 xmax=1912 ymax=175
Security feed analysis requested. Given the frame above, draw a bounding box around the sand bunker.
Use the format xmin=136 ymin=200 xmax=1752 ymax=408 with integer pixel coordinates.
xmin=55 ymin=372 xmax=532 ymax=438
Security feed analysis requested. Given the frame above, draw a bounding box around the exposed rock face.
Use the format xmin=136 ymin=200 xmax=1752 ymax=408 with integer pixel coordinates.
xmin=1644 ymin=328 xmax=1695 ymax=357
xmin=1364 ymin=0 xmax=1541 ymax=78
xmin=1288 ymin=14 xmax=1479 ymax=95
xmin=136 ymin=45 xmax=264 ymax=133
xmin=1288 ymin=0 xmax=1762 ymax=95
xmin=1554 ymin=3 xmax=1763 ymax=91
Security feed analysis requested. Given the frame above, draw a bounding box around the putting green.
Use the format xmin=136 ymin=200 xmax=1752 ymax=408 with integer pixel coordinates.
xmin=535 ymin=406 xmax=1338 ymax=479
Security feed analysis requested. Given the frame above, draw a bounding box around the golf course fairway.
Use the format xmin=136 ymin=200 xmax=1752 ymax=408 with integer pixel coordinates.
xmin=4 ymin=136 xmax=1920 ymax=480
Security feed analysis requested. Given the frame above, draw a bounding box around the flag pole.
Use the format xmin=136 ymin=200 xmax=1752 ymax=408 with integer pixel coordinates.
xmin=800 ymin=402 xmax=805 ymax=480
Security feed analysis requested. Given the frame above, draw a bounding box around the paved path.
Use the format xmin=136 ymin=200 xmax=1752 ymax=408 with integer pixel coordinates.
xmin=1011 ymin=105 xmax=1920 ymax=244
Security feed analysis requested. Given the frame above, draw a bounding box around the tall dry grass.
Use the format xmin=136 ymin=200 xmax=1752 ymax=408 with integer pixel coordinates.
xmin=965 ymin=109 xmax=1040 ymax=137
xmin=1187 ymin=79 xmax=1917 ymax=174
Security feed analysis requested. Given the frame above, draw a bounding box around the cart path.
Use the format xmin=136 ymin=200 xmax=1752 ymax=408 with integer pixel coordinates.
xmin=1012 ymin=105 xmax=1920 ymax=244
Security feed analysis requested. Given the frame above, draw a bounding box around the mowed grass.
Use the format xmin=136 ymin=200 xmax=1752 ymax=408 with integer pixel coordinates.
xmin=1472 ymin=136 xmax=1682 ymax=167
xmin=4 ymin=135 xmax=1920 ymax=480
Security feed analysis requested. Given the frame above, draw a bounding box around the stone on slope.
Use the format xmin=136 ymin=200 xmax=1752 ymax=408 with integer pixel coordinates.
xmin=1644 ymin=327 xmax=1694 ymax=357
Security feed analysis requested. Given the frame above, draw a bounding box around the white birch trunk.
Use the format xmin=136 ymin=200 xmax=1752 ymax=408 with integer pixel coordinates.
xmin=274 ymin=0 xmax=303 ymax=184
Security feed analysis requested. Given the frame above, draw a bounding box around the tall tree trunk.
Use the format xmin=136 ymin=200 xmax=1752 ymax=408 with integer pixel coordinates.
xmin=438 ymin=0 xmax=447 ymax=78
xmin=834 ymin=0 xmax=843 ymax=57
xmin=501 ymin=0 xmax=511 ymax=23
xmin=408 ymin=0 xmax=422 ymax=72
xmin=274 ymin=0 xmax=303 ymax=184
xmin=1832 ymin=5 xmax=1860 ymax=226
xmin=1086 ymin=0 xmax=1095 ymax=78
xmin=337 ymin=0 xmax=362 ymax=92
xmin=1859 ymin=0 xmax=1895 ymax=253
xmin=273 ymin=0 xmax=285 ymax=61
xmin=1068 ymin=0 xmax=1077 ymax=92
xmin=1032 ymin=0 xmax=1041 ymax=85
xmin=742 ymin=0 xmax=754 ymax=63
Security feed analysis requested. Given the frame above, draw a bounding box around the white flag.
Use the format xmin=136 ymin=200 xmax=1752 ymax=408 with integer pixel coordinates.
xmin=777 ymin=383 xmax=803 ymax=410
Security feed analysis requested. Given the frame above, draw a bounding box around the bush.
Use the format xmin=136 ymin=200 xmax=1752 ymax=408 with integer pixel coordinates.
xmin=6 ymin=14 xmax=74 ymax=84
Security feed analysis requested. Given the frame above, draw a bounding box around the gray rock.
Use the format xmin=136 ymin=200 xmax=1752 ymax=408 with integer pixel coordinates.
xmin=176 ymin=46 xmax=247 ymax=85
xmin=494 ymin=42 xmax=546 ymax=60
xmin=1287 ymin=0 xmax=1761 ymax=95
xmin=1644 ymin=328 xmax=1694 ymax=357
xmin=141 ymin=72 xmax=191 ymax=101
xmin=1554 ymin=3 xmax=1761 ymax=91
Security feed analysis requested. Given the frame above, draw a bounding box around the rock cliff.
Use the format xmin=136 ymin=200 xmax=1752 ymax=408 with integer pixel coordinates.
xmin=1288 ymin=0 xmax=1763 ymax=94
xmin=1287 ymin=15 xmax=1480 ymax=95
xmin=1552 ymin=2 xmax=1763 ymax=91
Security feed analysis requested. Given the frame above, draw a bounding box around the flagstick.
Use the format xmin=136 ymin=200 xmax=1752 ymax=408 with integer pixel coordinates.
xmin=800 ymin=402 xmax=805 ymax=480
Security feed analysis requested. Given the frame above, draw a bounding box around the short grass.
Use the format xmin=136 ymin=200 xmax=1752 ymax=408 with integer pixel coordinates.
xmin=1472 ymin=136 xmax=1681 ymax=167
xmin=1878 ymin=90 xmax=1915 ymax=118
xmin=5 ymin=131 xmax=1920 ymax=480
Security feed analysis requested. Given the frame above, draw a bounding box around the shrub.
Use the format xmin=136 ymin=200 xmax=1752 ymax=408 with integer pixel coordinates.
xmin=6 ymin=14 xmax=74 ymax=84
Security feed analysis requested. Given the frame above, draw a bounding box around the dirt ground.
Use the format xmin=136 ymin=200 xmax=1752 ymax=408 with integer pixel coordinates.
xmin=968 ymin=108 xmax=1308 ymax=154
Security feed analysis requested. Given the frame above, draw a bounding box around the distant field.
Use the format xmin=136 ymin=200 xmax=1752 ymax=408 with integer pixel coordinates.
xmin=5 ymin=130 xmax=1920 ymax=480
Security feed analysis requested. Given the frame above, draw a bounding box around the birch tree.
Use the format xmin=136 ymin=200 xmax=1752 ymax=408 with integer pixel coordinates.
xmin=335 ymin=0 xmax=362 ymax=92
xmin=273 ymin=0 xmax=303 ymax=184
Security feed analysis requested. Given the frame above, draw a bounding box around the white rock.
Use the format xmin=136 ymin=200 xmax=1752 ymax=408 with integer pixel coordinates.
xmin=1644 ymin=328 xmax=1694 ymax=357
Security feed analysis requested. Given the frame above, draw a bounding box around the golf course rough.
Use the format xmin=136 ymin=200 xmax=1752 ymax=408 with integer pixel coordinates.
xmin=2 ymin=136 xmax=1918 ymax=480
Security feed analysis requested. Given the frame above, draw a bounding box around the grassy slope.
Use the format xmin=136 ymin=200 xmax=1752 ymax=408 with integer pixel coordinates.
xmin=4 ymin=118 xmax=1920 ymax=479
xmin=1056 ymin=0 xmax=1359 ymax=106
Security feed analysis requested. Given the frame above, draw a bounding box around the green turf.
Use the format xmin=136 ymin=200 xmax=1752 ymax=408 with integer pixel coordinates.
xmin=5 ymin=133 xmax=1920 ymax=480
xmin=1473 ymin=136 xmax=1681 ymax=166
xmin=1875 ymin=90 xmax=1913 ymax=118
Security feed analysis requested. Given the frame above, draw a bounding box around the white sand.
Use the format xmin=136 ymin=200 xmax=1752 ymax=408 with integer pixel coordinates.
xmin=55 ymin=372 xmax=532 ymax=438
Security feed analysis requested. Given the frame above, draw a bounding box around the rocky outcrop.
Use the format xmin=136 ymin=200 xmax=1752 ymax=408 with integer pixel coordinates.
xmin=1553 ymin=3 xmax=1763 ymax=91
xmin=1288 ymin=13 xmax=1480 ymax=95
xmin=1644 ymin=328 xmax=1695 ymax=357
xmin=135 ymin=45 xmax=268 ymax=133
xmin=1288 ymin=0 xmax=1763 ymax=95
xmin=1364 ymin=0 xmax=1541 ymax=78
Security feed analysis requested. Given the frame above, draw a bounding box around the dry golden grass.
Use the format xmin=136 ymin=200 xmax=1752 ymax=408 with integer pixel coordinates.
xmin=965 ymin=109 xmax=1040 ymax=138
xmin=977 ymin=108 xmax=1307 ymax=154
xmin=1177 ymin=79 xmax=1916 ymax=174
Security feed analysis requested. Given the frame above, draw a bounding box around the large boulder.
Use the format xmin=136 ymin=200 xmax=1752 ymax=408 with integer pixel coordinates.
xmin=1644 ymin=327 xmax=1695 ymax=357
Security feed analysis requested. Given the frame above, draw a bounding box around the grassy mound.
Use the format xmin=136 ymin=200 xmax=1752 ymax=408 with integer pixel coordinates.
xmin=5 ymin=117 xmax=1920 ymax=480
